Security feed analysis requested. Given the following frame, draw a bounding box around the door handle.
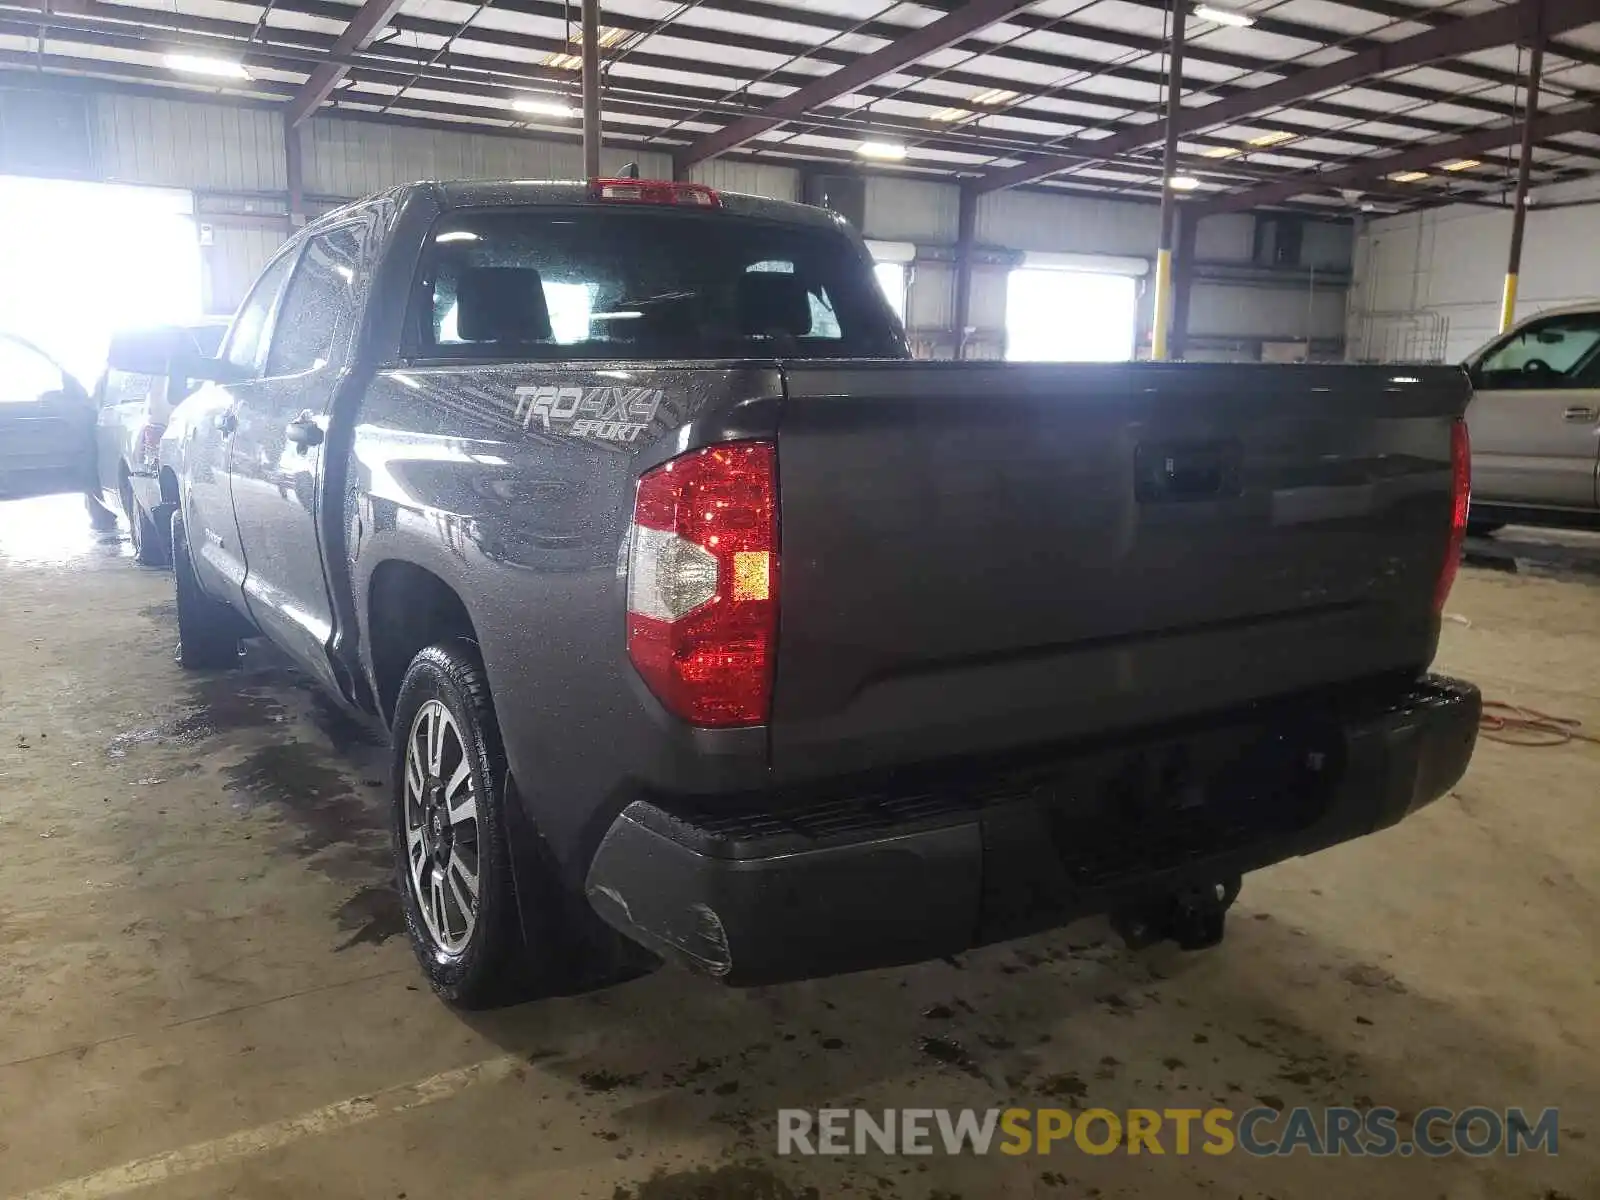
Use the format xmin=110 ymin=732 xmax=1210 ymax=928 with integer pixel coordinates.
xmin=285 ymin=413 xmax=325 ymax=449
xmin=217 ymin=410 xmax=237 ymax=436
xmin=1563 ymin=406 xmax=1597 ymax=422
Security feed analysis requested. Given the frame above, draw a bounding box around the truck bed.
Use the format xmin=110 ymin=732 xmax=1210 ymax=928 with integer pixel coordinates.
xmin=769 ymin=361 xmax=1470 ymax=780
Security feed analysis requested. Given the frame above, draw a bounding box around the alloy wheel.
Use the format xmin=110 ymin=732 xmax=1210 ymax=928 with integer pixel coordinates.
xmin=403 ymin=699 xmax=481 ymax=955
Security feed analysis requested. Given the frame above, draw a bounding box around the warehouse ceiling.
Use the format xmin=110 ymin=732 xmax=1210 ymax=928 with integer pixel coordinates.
xmin=2 ymin=0 xmax=1600 ymax=215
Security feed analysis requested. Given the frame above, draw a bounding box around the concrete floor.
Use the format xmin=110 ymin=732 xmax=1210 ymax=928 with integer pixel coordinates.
xmin=0 ymin=494 xmax=1596 ymax=1200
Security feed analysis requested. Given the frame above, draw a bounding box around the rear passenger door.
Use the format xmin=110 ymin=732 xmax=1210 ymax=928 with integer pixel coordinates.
xmin=180 ymin=246 xmax=297 ymax=604
xmin=229 ymin=221 xmax=367 ymax=691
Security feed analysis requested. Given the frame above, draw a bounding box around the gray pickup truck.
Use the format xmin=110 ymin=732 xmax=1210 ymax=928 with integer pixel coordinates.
xmin=85 ymin=179 xmax=1484 ymax=1007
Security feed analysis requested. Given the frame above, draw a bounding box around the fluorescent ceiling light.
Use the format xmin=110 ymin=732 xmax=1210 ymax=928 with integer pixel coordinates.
xmin=971 ymin=87 xmax=1019 ymax=106
xmin=511 ymin=97 xmax=576 ymax=118
xmin=1193 ymin=4 xmax=1256 ymax=27
xmin=1388 ymin=170 xmax=1429 ymax=183
xmin=858 ymin=141 xmax=907 ymax=160
xmin=1441 ymin=159 xmax=1481 ymax=171
xmin=543 ymin=25 xmax=627 ymax=69
xmin=435 ymin=230 xmax=480 ymax=243
xmin=164 ymin=53 xmax=250 ymax=80
xmin=1247 ymin=130 xmax=1294 ymax=147
xmin=1167 ymin=175 xmax=1202 ymax=191
xmin=1201 ymin=145 xmax=1242 ymax=158
xmin=929 ymin=107 xmax=975 ymax=122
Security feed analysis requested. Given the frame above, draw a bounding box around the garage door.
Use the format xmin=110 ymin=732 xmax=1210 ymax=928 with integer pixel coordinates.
xmin=0 ymin=175 xmax=203 ymax=385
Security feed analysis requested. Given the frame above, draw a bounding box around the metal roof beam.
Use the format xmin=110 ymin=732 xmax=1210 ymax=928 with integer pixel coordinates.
xmin=1202 ymin=103 xmax=1600 ymax=214
xmin=976 ymin=0 xmax=1597 ymax=192
xmin=284 ymin=0 xmax=406 ymax=127
xmin=673 ymin=0 xmax=1040 ymax=169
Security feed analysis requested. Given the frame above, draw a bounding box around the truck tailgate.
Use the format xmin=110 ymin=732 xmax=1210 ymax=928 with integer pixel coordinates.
xmin=770 ymin=362 xmax=1471 ymax=782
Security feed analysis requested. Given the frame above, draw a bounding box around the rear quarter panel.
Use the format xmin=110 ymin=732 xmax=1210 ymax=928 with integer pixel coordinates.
xmin=347 ymin=362 xmax=782 ymax=880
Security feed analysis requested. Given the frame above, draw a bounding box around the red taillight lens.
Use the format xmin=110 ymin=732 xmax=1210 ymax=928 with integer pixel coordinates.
xmin=589 ymin=179 xmax=722 ymax=207
xmin=626 ymin=441 xmax=777 ymax=727
xmin=1434 ymin=419 xmax=1470 ymax=614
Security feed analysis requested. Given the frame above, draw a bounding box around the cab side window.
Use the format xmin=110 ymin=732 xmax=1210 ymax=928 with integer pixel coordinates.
xmin=264 ymin=225 xmax=365 ymax=378
xmin=1476 ymin=313 xmax=1600 ymax=390
xmin=223 ymin=249 xmax=297 ymax=374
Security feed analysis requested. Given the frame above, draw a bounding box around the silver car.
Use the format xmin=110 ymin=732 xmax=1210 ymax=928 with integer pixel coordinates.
xmin=93 ymin=320 xmax=228 ymax=565
xmin=1465 ymin=302 xmax=1600 ymax=532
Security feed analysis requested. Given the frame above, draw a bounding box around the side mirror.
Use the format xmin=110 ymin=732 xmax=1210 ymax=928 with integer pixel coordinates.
xmin=184 ymin=355 xmax=251 ymax=385
xmin=106 ymin=327 xmax=188 ymax=376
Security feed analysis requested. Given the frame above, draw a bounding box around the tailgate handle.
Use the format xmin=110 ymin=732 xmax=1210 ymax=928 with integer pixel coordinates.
xmin=1136 ymin=441 xmax=1241 ymax=503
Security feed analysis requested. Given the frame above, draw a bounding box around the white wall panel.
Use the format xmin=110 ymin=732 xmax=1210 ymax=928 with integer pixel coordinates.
xmin=907 ymin=260 xmax=955 ymax=331
xmin=968 ymin=264 xmax=1008 ymax=333
xmin=978 ymin=188 xmax=1159 ymax=255
xmin=864 ymin=176 xmax=959 ymax=243
xmin=1350 ymin=201 xmax=1600 ymax=361
xmin=1194 ymin=213 xmax=1253 ymax=262
xmin=301 ymin=117 xmax=672 ymax=197
xmin=1188 ymin=283 xmax=1345 ymax=340
xmin=684 ymin=159 xmax=800 ymax=201
xmin=1302 ymin=219 xmax=1353 ymax=269
xmin=203 ymin=225 xmax=283 ymax=315
xmin=94 ymin=95 xmax=283 ymax=192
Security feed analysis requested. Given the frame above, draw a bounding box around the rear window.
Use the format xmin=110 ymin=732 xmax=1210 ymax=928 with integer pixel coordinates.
xmin=409 ymin=207 xmax=903 ymax=362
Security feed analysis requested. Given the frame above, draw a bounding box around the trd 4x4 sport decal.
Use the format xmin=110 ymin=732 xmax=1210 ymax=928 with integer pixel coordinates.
xmin=514 ymin=385 xmax=664 ymax=443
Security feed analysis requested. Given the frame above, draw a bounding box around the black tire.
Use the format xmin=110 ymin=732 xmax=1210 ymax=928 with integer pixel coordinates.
xmin=171 ymin=511 xmax=242 ymax=669
xmin=122 ymin=478 xmax=170 ymax=567
xmin=1467 ymin=520 xmax=1503 ymax=537
xmin=391 ymin=641 xmax=557 ymax=1008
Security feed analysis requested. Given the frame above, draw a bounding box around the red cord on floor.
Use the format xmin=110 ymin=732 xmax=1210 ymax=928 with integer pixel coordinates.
xmin=1479 ymin=701 xmax=1600 ymax=747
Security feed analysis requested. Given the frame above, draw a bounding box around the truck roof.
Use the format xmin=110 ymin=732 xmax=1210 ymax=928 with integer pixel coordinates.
xmin=429 ymin=179 xmax=847 ymax=232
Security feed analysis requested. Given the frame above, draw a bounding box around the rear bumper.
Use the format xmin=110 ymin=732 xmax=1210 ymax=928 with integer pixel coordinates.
xmin=584 ymin=674 xmax=1480 ymax=985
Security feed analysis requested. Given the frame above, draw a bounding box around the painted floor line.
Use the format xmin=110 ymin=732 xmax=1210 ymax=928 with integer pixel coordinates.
xmin=8 ymin=1054 xmax=524 ymax=1200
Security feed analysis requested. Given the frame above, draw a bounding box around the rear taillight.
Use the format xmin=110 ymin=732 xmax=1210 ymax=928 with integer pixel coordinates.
xmin=1434 ymin=419 xmax=1470 ymax=614
xmin=589 ymin=179 xmax=721 ymax=207
xmin=626 ymin=441 xmax=777 ymax=727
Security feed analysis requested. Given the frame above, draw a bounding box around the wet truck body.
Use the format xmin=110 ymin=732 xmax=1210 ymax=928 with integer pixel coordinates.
xmin=159 ymin=179 xmax=1480 ymax=1002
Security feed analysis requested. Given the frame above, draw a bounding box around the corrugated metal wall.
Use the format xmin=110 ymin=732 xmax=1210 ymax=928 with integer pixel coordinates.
xmin=978 ymin=188 xmax=1158 ymax=255
xmin=1348 ymin=201 xmax=1600 ymax=362
xmin=94 ymin=95 xmax=284 ymax=192
xmin=19 ymin=91 xmax=1353 ymax=352
xmin=683 ymin=159 xmax=800 ymax=202
xmin=302 ymin=118 xmax=672 ymax=197
xmin=865 ymin=177 xmax=961 ymax=243
xmin=205 ymin=226 xmax=285 ymax=315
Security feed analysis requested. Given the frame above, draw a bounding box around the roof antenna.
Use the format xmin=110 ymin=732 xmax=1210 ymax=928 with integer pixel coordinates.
xmin=619 ymin=161 xmax=641 ymax=179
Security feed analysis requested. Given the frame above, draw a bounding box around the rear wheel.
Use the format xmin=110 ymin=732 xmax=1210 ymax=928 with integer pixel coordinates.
xmin=171 ymin=511 xmax=242 ymax=669
xmin=391 ymin=641 xmax=561 ymax=1007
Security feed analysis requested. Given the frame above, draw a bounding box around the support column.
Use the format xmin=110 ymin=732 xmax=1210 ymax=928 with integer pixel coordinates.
xmin=582 ymin=0 xmax=602 ymax=179
xmin=1500 ymin=9 xmax=1545 ymax=332
xmin=1150 ymin=0 xmax=1188 ymax=360
xmin=953 ymin=182 xmax=978 ymax=360
xmin=1169 ymin=208 xmax=1198 ymax=361
xmin=284 ymin=112 xmax=306 ymax=229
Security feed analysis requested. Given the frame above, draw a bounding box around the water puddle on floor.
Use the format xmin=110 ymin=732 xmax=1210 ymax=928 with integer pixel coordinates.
xmin=0 ymin=494 xmax=132 ymax=566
